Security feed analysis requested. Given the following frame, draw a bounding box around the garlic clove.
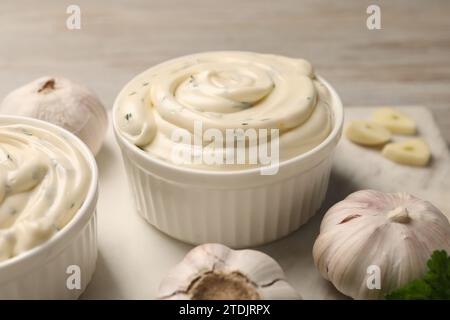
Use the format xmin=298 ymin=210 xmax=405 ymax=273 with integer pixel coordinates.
xmin=382 ymin=139 xmax=430 ymax=166
xmin=313 ymin=190 xmax=450 ymax=299
xmin=372 ymin=107 xmax=416 ymax=135
xmin=345 ymin=120 xmax=391 ymax=146
xmin=0 ymin=76 xmax=108 ymax=155
xmin=158 ymin=243 xmax=301 ymax=300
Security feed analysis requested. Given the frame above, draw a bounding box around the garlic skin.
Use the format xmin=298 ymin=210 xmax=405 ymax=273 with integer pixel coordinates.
xmin=158 ymin=243 xmax=301 ymax=300
xmin=0 ymin=76 xmax=108 ymax=155
xmin=313 ymin=190 xmax=450 ymax=300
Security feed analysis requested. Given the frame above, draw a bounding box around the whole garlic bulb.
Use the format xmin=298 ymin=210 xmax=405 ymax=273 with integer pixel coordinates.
xmin=0 ymin=76 xmax=108 ymax=155
xmin=158 ymin=243 xmax=301 ymax=300
xmin=313 ymin=190 xmax=450 ymax=300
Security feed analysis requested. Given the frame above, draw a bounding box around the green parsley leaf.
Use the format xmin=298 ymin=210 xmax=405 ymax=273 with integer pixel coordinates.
xmin=385 ymin=250 xmax=450 ymax=300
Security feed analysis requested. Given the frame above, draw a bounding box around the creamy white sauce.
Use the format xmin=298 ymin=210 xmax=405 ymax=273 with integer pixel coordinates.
xmin=0 ymin=124 xmax=90 ymax=261
xmin=116 ymin=51 xmax=333 ymax=169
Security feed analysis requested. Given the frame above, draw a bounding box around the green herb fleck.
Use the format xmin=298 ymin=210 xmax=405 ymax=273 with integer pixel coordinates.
xmin=142 ymin=82 xmax=149 ymax=86
xmin=125 ymin=113 xmax=133 ymax=121
xmin=242 ymin=122 xmax=248 ymax=126
xmin=6 ymin=154 xmax=12 ymax=161
xmin=129 ymin=91 xmax=137 ymax=96
xmin=188 ymin=75 xmax=199 ymax=87
xmin=385 ymin=250 xmax=450 ymax=300
xmin=22 ymin=130 xmax=33 ymax=136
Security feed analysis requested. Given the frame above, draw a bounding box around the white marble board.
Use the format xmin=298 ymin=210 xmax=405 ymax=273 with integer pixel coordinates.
xmin=82 ymin=106 xmax=450 ymax=299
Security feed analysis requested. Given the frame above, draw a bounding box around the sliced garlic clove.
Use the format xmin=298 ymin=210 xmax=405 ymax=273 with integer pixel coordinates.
xmin=345 ymin=120 xmax=391 ymax=146
xmin=0 ymin=76 xmax=108 ymax=155
xmin=372 ymin=107 xmax=416 ymax=135
xmin=158 ymin=243 xmax=301 ymax=300
xmin=382 ymin=139 xmax=430 ymax=166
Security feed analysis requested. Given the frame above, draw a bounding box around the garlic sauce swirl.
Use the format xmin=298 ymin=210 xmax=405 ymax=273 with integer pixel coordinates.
xmin=116 ymin=51 xmax=333 ymax=169
xmin=0 ymin=124 xmax=90 ymax=261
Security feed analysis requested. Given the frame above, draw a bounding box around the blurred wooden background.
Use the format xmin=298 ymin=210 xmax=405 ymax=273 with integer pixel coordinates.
xmin=1 ymin=0 xmax=449 ymax=145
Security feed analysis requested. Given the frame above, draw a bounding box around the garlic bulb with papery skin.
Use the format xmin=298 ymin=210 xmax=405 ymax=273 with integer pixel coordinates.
xmin=158 ymin=243 xmax=301 ymax=300
xmin=313 ymin=190 xmax=450 ymax=300
xmin=0 ymin=76 xmax=108 ymax=155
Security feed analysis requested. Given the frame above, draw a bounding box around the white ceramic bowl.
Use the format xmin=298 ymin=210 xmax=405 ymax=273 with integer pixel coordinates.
xmin=113 ymin=71 xmax=343 ymax=248
xmin=0 ymin=116 xmax=98 ymax=299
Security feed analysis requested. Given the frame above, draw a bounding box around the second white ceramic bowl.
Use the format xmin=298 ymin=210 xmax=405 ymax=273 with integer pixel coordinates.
xmin=114 ymin=75 xmax=343 ymax=248
xmin=0 ymin=116 xmax=98 ymax=299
